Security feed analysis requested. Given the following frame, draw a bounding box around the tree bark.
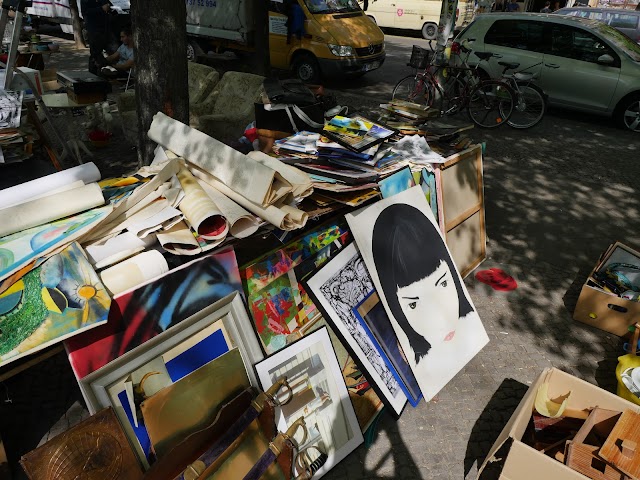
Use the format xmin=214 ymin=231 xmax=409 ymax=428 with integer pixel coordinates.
xmin=254 ymin=0 xmax=271 ymax=76
xmin=69 ymin=0 xmax=86 ymax=49
xmin=131 ymin=1 xmax=189 ymax=166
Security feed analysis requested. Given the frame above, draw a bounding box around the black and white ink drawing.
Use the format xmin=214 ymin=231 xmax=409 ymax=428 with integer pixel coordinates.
xmin=306 ymin=242 xmax=408 ymax=415
xmin=0 ymin=91 xmax=23 ymax=129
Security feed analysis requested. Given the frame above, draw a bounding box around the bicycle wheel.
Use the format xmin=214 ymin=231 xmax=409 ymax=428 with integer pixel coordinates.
xmin=503 ymin=83 xmax=546 ymax=129
xmin=392 ymin=75 xmax=432 ymax=106
xmin=467 ymin=80 xmax=514 ymax=129
xmin=439 ymin=73 xmax=467 ymax=116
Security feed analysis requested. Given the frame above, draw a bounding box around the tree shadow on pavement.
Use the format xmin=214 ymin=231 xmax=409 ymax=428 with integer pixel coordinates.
xmin=464 ymin=378 xmax=529 ymax=479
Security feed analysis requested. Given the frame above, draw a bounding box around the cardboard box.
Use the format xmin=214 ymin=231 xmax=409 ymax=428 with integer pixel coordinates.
xmin=66 ymin=90 xmax=106 ymax=105
xmin=574 ymin=242 xmax=640 ymax=337
xmin=478 ymin=368 xmax=640 ymax=480
xmin=0 ymin=67 xmax=43 ymax=95
xmin=40 ymin=68 xmax=60 ymax=92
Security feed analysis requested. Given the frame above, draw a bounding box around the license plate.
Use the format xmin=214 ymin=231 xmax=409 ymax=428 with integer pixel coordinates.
xmin=363 ymin=61 xmax=380 ymax=72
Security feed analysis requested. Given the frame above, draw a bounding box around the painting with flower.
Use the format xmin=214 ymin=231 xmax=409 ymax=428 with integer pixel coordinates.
xmin=0 ymin=242 xmax=110 ymax=368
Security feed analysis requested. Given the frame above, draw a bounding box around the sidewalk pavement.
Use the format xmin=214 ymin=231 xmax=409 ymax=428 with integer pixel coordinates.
xmin=0 ymin=28 xmax=638 ymax=480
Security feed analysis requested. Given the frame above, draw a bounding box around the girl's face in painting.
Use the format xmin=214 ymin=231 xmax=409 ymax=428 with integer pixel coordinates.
xmin=396 ymin=259 xmax=459 ymax=347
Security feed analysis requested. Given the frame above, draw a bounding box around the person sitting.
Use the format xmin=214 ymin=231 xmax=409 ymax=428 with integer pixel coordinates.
xmin=102 ymin=28 xmax=134 ymax=77
xmin=540 ymin=1 xmax=552 ymax=12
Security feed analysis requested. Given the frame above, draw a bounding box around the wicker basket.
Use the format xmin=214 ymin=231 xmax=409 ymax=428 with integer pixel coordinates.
xmin=409 ymin=45 xmax=433 ymax=69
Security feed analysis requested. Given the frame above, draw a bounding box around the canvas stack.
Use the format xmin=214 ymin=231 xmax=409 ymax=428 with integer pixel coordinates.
xmin=0 ymin=109 xmax=491 ymax=480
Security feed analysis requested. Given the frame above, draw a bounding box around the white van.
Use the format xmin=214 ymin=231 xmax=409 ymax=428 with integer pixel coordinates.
xmin=359 ymin=0 xmax=474 ymax=39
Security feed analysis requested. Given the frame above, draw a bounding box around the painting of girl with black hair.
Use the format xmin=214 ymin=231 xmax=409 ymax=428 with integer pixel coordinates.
xmin=346 ymin=186 xmax=488 ymax=401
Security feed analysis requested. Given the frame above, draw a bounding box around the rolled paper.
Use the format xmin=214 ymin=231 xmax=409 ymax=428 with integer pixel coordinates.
xmin=247 ymin=151 xmax=313 ymax=199
xmin=176 ymin=166 xmax=229 ymax=240
xmin=0 ymin=183 xmax=105 ymax=238
xmin=196 ymin=180 xmax=260 ymax=239
xmin=156 ymin=221 xmax=201 ymax=256
xmin=0 ymin=162 xmax=101 ymax=209
xmin=148 ymin=112 xmax=292 ymax=207
xmin=99 ymin=250 xmax=169 ymax=296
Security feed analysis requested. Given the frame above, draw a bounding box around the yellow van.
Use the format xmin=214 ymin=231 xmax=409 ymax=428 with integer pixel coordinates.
xmin=359 ymin=0 xmax=474 ymax=39
xmin=186 ymin=0 xmax=385 ymax=82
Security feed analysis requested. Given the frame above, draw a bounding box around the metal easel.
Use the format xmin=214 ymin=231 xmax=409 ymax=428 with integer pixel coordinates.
xmin=0 ymin=0 xmax=28 ymax=90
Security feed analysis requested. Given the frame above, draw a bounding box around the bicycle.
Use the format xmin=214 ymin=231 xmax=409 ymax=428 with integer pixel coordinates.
xmin=392 ymin=42 xmax=515 ymax=129
xmin=495 ymin=60 xmax=547 ymax=129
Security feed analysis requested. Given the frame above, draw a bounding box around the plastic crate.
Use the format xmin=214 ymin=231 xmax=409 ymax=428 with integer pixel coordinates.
xmin=408 ymin=45 xmax=433 ymax=68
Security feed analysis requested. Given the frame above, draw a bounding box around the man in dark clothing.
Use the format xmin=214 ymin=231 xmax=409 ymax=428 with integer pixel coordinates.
xmin=81 ymin=0 xmax=116 ymax=74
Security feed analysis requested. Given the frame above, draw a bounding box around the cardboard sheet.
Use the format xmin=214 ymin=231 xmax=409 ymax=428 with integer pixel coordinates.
xmin=0 ymin=183 xmax=105 ymax=238
xmin=148 ymin=112 xmax=292 ymax=207
xmin=0 ymin=162 xmax=101 ymax=209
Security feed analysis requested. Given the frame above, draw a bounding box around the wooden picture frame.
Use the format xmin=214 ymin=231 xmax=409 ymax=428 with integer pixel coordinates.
xmin=78 ymin=292 xmax=263 ymax=467
xmin=435 ymin=144 xmax=486 ymax=278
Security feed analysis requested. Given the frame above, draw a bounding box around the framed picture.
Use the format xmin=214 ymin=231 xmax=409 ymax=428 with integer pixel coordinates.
xmin=78 ymin=291 xmax=263 ymax=467
xmin=254 ymin=327 xmax=363 ymax=479
xmin=345 ymin=186 xmax=489 ymax=402
xmin=304 ymin=242 xmax=408 ymax=416
xmin=595 ymin=241 xmax=640 ymax=294
xmin=322 ymin=115 xmax=396 ymax=153
xmin=353 ymin=291 xmax=422 ymax=407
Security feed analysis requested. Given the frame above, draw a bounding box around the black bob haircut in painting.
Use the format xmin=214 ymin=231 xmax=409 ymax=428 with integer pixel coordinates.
xmin=372 ymin=203 xmax=474 ymax=364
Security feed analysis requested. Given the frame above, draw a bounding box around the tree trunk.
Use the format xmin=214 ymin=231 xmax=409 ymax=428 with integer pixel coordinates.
xmin=131 ymin=1 xmax=189 ymax=166
xmin=69 ymin=0 xmax=85 ymax=49
xmin=254 ymin=0 xmax=271 ymax=76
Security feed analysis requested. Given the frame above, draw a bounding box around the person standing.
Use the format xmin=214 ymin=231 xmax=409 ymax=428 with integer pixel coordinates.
xmin=81 ymin=0 xmax=116 ymax=74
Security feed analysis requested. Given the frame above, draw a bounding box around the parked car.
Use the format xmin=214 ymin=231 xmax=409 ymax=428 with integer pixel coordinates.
xmin=455 ymin=13 xmax=640 ymax=131
xmin=555 ymin=7 xmax=640 ymax=44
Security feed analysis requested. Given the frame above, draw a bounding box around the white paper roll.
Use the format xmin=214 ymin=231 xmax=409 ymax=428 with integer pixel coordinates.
xmin=0 ymin=163 xmax=101 ymax=209
xmin=100 ymin=250 xmax=169 ymax=296
xmin=0 ymin=183 xmax=105 ymax=238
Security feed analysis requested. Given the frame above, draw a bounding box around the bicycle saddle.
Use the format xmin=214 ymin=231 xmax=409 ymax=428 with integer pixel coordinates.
xmin=498 ymin=61 xmax=520 ymax=70
xmin=475 ymin=52 xmax=494 ymax=60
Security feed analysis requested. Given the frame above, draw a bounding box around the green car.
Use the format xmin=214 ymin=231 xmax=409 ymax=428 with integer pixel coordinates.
xmin=455 ymin=13 xmax=640 ymax=132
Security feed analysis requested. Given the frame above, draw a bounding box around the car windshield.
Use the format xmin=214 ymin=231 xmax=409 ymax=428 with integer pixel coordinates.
xmin=304 ymin=0 xmax=360 ymax=14
xmin=593 ymin=22 xmax=640 ymax=62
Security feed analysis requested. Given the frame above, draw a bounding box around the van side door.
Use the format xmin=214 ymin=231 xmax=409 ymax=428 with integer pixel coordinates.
xmin=540 ymin=24 xmax=620 ymax=112
xmin=268 ymin=0 xmax=293 ymax=69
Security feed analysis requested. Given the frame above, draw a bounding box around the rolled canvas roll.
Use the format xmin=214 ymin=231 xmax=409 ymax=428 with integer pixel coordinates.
xmin=247 ymin=151 xmax=313 ymax=199
xmin=0 ymin=162 xmax=101 ymax=209
xmin=148 ymin=112 xmax=292 ymax=207
xmin=0 ymin=183 xmax=105 ymax=238
xmin=156 ymin=221 xmax=201 ymax=256
xmin=100 ymin=250 xmax=169 ymax=296
xmin=176 ymin=166 xmax=229 ymax=240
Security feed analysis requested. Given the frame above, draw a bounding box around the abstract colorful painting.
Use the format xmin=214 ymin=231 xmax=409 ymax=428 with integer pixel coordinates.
xmin=0 ymin=242 xmax=110 ymax=368
xmin=0 ymin=205 xmax=112 ymax=285
xmin=379 ymin=166 xmax=416 ymax=199
xmin=243 ymin=220 xmax=349 ymax=293
xmin=246 ymin=229 xmax=351 ymax=354
xmin=66 ymin=248 xmax=241 ymax=379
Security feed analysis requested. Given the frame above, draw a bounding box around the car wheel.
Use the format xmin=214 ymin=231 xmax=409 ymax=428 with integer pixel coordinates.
xmin=422 ymin=22 xmax=438 ymax=40
xmin=616 ymin=94 xmax=640 ymax=132
xmin=293 ymin=53 xmax=321 ymax=83
xmin=187 ymin=40 xmax=204 ymax=62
